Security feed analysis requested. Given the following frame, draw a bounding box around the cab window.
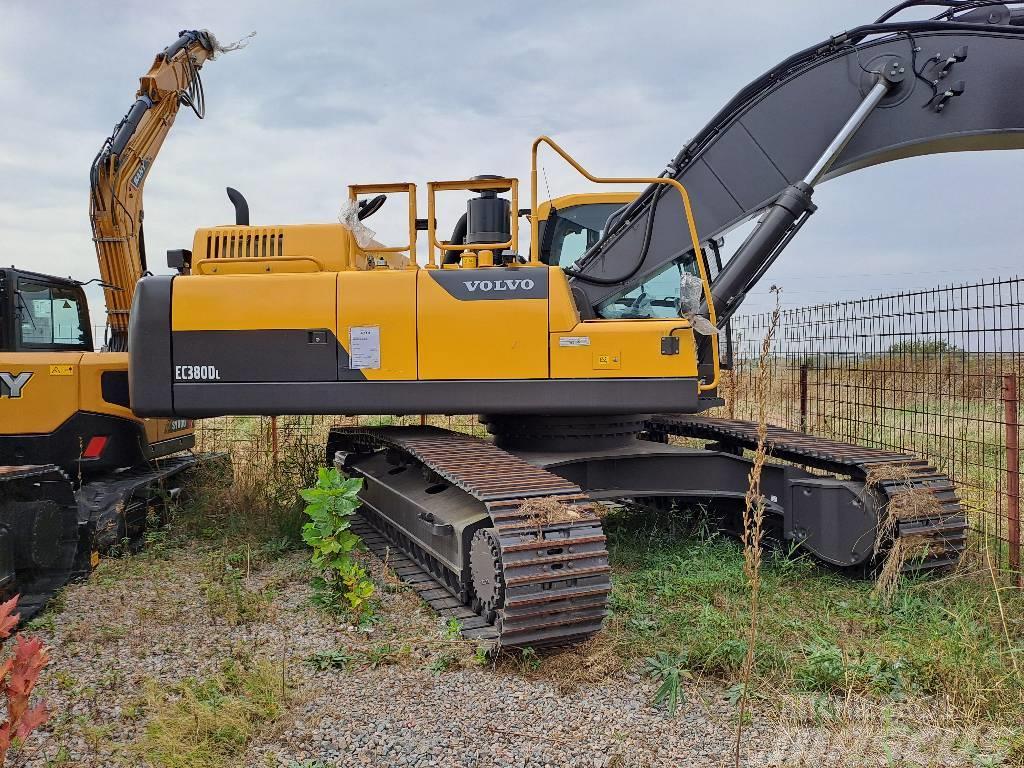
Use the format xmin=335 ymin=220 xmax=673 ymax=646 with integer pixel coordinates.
xmin=16 ymin=279 xmax=90 ymax=350
xmin=539 ymin=203 xmax=626 ymax=268
xmin=598 ymin=258 xmax=700 ymax=320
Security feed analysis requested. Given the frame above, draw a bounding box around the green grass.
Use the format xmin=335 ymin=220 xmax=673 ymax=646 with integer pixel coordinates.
xmin=133 ymin=658 xmax=283 ymax=768
xmin=605 ymin=505 xmax=1024 ymax=724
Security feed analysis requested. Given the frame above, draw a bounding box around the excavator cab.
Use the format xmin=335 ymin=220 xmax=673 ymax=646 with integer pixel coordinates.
xmin=534 ymin=193 xmax=705 ymax=320
xmin=535 ymin=193 xmax=636 ymax=268
xmin=0 ymin=269 xmax=93 ymax=353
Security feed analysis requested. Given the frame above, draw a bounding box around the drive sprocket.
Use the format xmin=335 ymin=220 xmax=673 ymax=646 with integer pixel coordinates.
xmin=469 ymin=528 xmax=504 ymax=624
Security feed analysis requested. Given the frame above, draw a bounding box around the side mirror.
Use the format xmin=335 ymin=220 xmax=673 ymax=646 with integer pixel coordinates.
xmin=167 ymin=249 xmax=192 ymax=274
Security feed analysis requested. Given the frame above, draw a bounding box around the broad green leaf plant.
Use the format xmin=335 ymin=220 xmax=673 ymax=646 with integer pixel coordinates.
xmin=300 ymin=468 xmax=374 ymax=618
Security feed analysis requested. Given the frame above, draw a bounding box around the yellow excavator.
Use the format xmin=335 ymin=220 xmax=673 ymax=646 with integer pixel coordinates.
xmin=0 ymin=30 xmax=229 ymax=618
xmin=131 ymin=1 xmax=1024 ymax=647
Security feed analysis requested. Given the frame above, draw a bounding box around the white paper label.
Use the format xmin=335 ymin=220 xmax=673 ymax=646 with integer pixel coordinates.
xmin=559 ymin=336 xmax=591 ymax=347
xmin=349 ymin=326 xmax=380 ymax=369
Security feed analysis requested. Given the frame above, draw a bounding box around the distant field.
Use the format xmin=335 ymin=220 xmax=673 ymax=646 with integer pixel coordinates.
xmin=720 ymin=355 xmax=1023 ymax=565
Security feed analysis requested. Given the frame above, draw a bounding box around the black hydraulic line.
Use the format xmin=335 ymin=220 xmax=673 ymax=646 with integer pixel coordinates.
xmin=443 ymin=213 xmax=468 ymax=264
xmin=878 ymin=1 xmax=1015 ymax=23
xmin=564 ymin=189 xmax=660 ymax=285
xmin=163 ymin=29 xmax=214 ymax=62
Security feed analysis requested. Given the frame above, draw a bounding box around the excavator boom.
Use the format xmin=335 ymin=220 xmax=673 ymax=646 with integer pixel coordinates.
xmin=568 ymin=4 xmax=1024 ymax=321
xmin=90 ymin=30 xmax=217 ymax=350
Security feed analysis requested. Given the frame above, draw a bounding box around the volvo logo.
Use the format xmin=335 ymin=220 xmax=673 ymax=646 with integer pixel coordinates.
xmin=462 ymin=278 xmax=536 ymax=293
xmin=0 ymin=372 xmax=33 ymax=399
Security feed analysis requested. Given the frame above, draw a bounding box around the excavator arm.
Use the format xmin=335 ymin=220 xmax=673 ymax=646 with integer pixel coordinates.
xmin=567 ymin=1 xmax=1024 ymax=327
xmin=90 ymin=30 xmax=217 ymax=351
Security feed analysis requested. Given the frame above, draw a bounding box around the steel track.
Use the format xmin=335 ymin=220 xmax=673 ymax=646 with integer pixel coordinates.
xmin=0 ymin=453 xmax=227 ymax=620
xmin=646 ymin=415 xmax=967 ymax=572
xmin=0 ymin=465 xmax=80 ymax=619
xmin=330 ymin=426 xmax=611 ymax=649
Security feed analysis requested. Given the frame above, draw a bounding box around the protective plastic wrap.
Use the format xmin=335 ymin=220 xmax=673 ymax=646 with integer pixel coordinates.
xmin=679 ymin=272 xmax=721 ymax=336
xmin=338 ymin=200 xmax=378 ymax=249
xmin=204 ymin=30 xmax=256 ymax=59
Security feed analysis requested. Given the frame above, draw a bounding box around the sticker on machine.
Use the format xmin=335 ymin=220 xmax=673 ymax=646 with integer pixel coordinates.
xmin=559 ymin=336 xmax=591 ymax=347
xmin=349 ymin=326 xmax=381 ymax=369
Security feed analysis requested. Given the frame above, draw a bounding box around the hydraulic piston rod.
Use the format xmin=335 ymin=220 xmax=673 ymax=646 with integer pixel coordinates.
xmin=707 ymin=71 xmax=901 ymax=324
xmin=804 ymin=79 xmax=892 ymax=186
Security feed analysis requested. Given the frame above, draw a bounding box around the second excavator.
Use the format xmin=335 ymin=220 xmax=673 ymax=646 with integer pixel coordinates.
xmin=0 ymin=30 xmax=232 ymax=617
xmin=129 ymin=1 xmax=1022 ymax=647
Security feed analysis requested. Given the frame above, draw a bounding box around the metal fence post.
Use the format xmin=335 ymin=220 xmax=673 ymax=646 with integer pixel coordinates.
xmin=800 ymin=363 xmax=809 ymax=433
xmin=271 ymin=416 xmax=279 ymax=473
xmin=1003 ymin=373 xmax=1021 ymax=583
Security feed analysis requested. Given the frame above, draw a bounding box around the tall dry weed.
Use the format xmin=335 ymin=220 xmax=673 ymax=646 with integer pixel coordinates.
xmin=734 ymin=287 xmax=782 ymax=767
xmin=184 ymin=416 xmax=328 ymax=544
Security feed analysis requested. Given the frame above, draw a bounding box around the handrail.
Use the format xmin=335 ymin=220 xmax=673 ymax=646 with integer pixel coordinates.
xmin=426 ymin=178 xmax=519 ymax=269
xmin=530 ymin=135 xmax=719 ymax=392
xmin=348 ymin=182 xmax=417 ymax=267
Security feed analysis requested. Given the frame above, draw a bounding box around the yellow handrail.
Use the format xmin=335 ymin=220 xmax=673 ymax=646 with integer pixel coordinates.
xmin=530 ymin=135 xmax=720 ymax=392
xmin=348 ymin=182 xmax=418 ymax=266
xmin=426 ymin=178 xmax=519 ymax=269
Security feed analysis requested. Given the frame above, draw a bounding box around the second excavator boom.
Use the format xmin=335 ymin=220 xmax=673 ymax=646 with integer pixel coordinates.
xmin=90 ymin=30 xmax=218 ymax=351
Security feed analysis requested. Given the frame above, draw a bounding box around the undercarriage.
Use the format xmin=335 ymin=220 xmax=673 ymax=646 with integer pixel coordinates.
xmin=0 ymin=452 xmax=229 ymax=620
xmin=327 ymin=414 xmax=966 ymax=649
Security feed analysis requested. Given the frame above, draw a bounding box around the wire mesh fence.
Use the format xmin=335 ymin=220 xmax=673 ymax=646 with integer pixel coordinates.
xmin=721 ymin=277 xmax=1023 ymax=574
xmin=187 ymin=276 xmax=1024 ymax=578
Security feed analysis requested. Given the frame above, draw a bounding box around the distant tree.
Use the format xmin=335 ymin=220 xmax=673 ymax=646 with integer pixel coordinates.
xmin=886 ymin=339 xmax=961 ymax=355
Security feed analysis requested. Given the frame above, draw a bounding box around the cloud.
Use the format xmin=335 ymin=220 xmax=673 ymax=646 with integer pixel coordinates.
xmin=1 ymin=0 xmax=1022 ymax=327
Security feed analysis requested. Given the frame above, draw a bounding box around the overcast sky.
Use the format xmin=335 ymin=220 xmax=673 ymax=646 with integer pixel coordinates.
xmin=2 ymin=0 xmax=1022 ymax=329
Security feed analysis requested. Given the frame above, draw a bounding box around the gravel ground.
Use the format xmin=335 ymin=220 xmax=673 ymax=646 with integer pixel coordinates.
xmin=11 ymin=542 xmax=994 ymax=768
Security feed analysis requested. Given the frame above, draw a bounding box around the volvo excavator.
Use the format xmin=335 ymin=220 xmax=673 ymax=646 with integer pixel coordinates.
xmin=0 ymin=30 xmax=231 ymax=618
xmin=129 ymin=1 xmax=1024 ymax=647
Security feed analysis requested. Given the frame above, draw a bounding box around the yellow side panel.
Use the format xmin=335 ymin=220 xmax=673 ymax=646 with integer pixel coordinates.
xmin=78 ymin=354 xmax=187 ymax=445
xmin=78 ymin=353 xmax=131 ymax=420
xmin=551 ymin=320 xmax=699 ymax=379
xmin=549 ymin=268 xmax=580 ymax=333
xmin=193 ymin=223 xmax=356 ymax=273
xmin=0 ymin=352 xmax=83 ymax=434
xmin=417 ymin=270 xmax=548 ymax=380
xmin=338 ymin=271 xmax=417 ymax=381
xmin=172 ymin=273 xmax=338 ymax=332
xmin=0 ymin=352 xmax=176 ymax=448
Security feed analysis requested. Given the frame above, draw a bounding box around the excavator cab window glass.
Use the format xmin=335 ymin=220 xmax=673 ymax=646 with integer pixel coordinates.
xmin=539 ymin=203 xmax=626 ymax=267
xmin=598 ymin=258 xmax=699 ymax=320
xmin=15 ymin=278 xmax=90 ymax=351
